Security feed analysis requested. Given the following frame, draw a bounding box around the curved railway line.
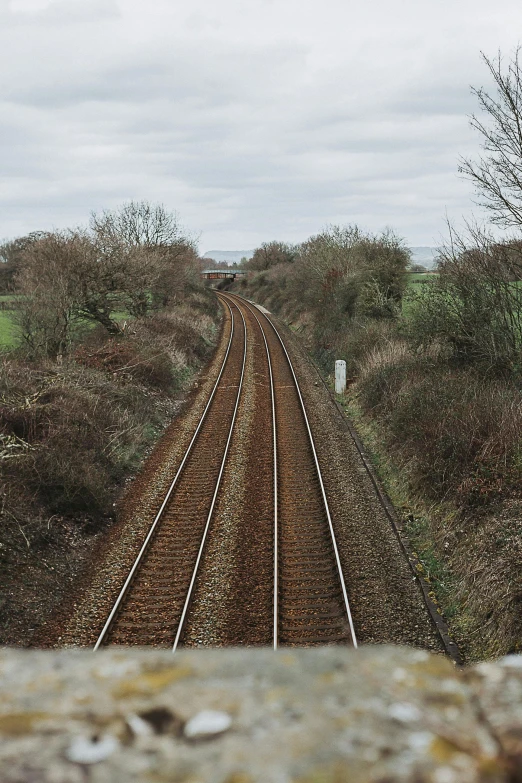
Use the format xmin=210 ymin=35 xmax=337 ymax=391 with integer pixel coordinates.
xmin=94 ymin=292 xmax=357 ymax=650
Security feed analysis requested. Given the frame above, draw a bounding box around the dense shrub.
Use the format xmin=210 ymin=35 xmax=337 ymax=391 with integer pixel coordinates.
xmin=242 ymin=226 xmax=408 ymax=319
xmin=239 ymin=225 xmax=409 ymax=379
xmin=0 ymin=284 xmax=220 ymax=644
xmin=0 ymin=205 xmax=222 ymax=644
xmin=356 ymin=347 xmax=522 ymax=507
xmin=352 ymin=327 xmax=522 ymax=659
xmin=0 ymin=361 xmax=154 ymax=517
xmin=0 ymin=298 xmax=219 ymax=535
xmin=73 ymin=312 xmax=210 ymax=396
xmin=406 ymin=230 xmax=522 ymax=377
xmin=295 ymin=226 xmax=409 ymax=320
xmin=246 ymin=241 xmax=298 ymax=271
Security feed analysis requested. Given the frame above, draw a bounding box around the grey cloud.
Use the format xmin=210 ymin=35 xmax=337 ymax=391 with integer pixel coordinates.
xmin=3 ymin=0 xmax=120 ymax=25
xmin=392 ymin=88 xmax=476 ymax=118
xmin=38 ymin=0 xmax=121 ymax=23
xmin=0 ymin=0 xmax=518 ymax=248
xmin=6 ymin=63 xmax=173 ymax=108
xmin=3 ymin=37 xmax=307 ymax=115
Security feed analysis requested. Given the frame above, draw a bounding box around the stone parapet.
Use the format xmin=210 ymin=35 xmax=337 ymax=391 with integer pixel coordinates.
xmin=0 ymin=645 xmax=520 ymax=782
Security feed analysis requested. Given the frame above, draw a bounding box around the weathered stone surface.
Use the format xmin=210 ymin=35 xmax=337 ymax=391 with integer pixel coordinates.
xmin=0 ymin=645 xmax=516 ymax=782
xmin=465 ymin=656 xmax=522 ymax=778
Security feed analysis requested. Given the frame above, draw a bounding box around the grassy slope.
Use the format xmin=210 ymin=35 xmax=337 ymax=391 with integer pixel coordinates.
xmin=350 ymin=273 xmax=522 ymax=661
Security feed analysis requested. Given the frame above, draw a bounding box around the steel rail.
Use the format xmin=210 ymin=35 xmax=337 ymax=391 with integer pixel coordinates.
xmin=93 ymin=299 xmax=238 ymax=651
xmin=225 ymin=292 xmax=358 ymax=648
xmin=172 ymin=296 xmax=247 ymax=651
xmin=222 ymin=295 xmax=279 ymax=649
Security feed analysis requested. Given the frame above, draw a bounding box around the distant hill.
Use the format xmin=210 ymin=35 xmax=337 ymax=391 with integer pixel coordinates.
xmin=203 ymin=246 xmax=439 ymax=268
xmin=409 ymin=247 xmax=438 ymax=268
xmin=203 ymin=250 xmax=254 ymax=264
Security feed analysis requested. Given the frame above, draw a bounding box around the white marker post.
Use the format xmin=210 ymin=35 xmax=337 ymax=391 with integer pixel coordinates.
xmin=335 ymin=360 xmax=346 ymax=395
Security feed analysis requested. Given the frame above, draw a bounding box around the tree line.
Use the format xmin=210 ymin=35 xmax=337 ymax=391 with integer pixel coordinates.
xmin=242 ymin=226 xmax=410 ymax=328
xmin=0 ymin=201 xmax=200 ymax=359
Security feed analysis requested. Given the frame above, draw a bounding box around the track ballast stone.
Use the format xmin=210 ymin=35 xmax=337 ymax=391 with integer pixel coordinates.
xmin=61 ymin=294 xmax=444 ymax=651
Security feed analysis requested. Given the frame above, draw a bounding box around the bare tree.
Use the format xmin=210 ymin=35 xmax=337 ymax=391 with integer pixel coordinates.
xmin=14 ymin=230 xmax=127 ymax=357
xmin=0 ymin=232 xmax=48 ymax=294
xmin=459 ymin=48 xmax=522 ymax=229
xmin=90 ymin=201 xmax=198 ymax=314
xmin=12 ymin=203 xmax=201 ymax=357
xmin=91 ymin=201 xmax=183 ymax=250
xmin=71 ymin=235 xmax=126 ymax=335
xmin=14 ymin=232 xmax=85 ymax=358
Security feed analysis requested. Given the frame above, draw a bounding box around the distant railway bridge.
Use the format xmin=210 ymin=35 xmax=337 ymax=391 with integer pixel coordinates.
xmin=201 ymin=269 xmax=247 ymax=281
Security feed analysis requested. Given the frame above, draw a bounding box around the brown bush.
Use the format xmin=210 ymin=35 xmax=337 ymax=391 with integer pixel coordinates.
xmin=1 ymin=362 xmax=148 ymax=517
xmin=356 ymin=348 xmax=522 ymax=508
xmin=1 ymin=292 xmax=220 ymax=518
xmin=136 ymin=311 xmax=214 ymax=365
xmin=0 ymin=289 xmax=221 ymax=644
xmin=75 ymin=338 xmax=175 ymax=393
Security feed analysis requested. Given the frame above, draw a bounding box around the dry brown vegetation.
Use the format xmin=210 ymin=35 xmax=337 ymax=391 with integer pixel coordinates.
xmin=351 ymin=274 xmax=522 ymax=660
xmin=351 ymin=341 xmax=522 ymax=659
xmin=0 ymin=301 xmax=219 ymax=646
xmin=0 ymin=203 xmax=220 ymax=645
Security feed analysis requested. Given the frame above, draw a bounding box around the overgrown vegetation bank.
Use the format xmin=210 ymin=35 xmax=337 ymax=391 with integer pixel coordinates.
xmin=0 ymin=202 xmax=221 ymax=645
xmin=235 ymin=223 xmax=522 ymax=662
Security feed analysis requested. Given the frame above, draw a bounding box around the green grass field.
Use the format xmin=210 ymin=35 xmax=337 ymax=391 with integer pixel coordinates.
xmin=0 ymin=305 xmax=132 ymax=350
xmin=0 ymin=296 xmax=20 ymax=347
xmin=402 ymin=272 xmax=438 ymax=318
xmin=407 ymin=272 xmax=438 ymax=285
xmin=0 ymin=311 xmax=15 ymax=347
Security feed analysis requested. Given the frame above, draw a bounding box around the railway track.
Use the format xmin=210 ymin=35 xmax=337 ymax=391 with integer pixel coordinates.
xmin=94 ymin=293 xmax=357 ymax=650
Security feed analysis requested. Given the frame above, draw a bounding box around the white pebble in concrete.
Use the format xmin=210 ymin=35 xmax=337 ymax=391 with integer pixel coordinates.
xmin=184 ymin=710 xmax=232 ymax=740
xmin=126 ymin=715 xmax=154 ymax=738
xmin=388 ymin=703 xmax=422 ymax=723
xmin=65 ymin=734 xmax=119 ymax=764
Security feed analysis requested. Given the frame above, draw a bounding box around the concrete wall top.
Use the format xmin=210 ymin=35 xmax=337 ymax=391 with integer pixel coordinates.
xmin=0 ymin=645 xmax=521 ymax=782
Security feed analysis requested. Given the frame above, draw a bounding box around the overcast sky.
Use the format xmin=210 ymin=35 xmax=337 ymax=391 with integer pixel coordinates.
xmin=1 ymin=0 xmax=521 ymax=251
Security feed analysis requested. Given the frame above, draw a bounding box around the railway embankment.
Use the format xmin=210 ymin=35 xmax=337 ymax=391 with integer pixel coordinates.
xmin=61 ymin=293 xmax=446 ymax=654
xmin=0 ymin=291 xmax=222 ymax=649
xmin=235 ymin=232 xmax=522 ymax=663
xmin=2 ymin=644 xmax=522 ymax=782
xmin=0 ymin=203 xmax=226 ymax=649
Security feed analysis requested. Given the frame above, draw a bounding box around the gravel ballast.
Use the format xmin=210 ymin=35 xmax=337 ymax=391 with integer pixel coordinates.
xmin=269 ymin=310 xmax=445 ymax=652
xmin=59 ymin=295 xmax=447 ymax=652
